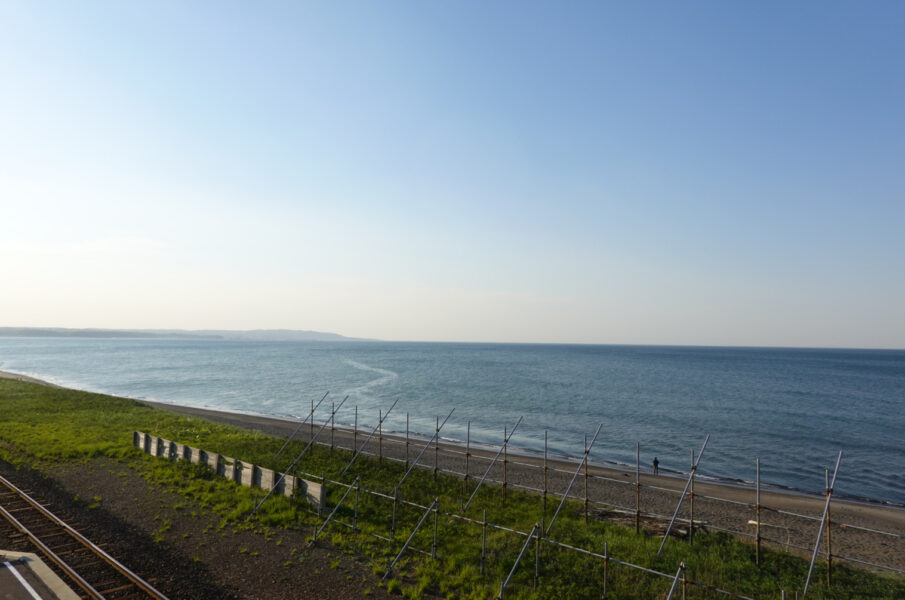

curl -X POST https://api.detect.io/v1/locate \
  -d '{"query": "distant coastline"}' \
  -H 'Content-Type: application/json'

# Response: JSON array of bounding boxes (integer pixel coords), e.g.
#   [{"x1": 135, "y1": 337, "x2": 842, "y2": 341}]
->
[{"x1": 0, "y1": 327, "x2": 369, "y2": 342}]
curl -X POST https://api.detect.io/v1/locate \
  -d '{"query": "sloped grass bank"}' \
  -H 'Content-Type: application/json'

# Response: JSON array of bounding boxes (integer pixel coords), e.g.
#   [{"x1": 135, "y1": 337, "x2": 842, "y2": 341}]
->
[{"x1": 1, "y1": 379, "x2": 903, "y2": 599}]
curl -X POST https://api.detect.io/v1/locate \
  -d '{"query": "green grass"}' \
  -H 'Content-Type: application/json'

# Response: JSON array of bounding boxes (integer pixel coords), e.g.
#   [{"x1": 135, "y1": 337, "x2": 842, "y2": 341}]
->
[{"x1": 1, "y1": 378, "x2": 903, "y2": 599}]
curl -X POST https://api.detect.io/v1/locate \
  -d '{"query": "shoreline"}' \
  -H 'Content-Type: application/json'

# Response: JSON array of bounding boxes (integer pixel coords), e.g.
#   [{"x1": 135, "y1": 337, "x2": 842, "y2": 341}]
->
[{"x1": 3, "y1": 369, "x2": 904, "y2": 572}]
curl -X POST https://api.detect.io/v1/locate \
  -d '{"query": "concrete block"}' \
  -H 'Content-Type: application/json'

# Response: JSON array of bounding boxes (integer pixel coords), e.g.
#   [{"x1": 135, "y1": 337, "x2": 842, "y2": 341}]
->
[
  {"x1": 300, "y1": 478, "x2": 326, "y2": 511},
  {"x1": 174, "y1": 443, "x2": 188, "y2": 460},
  {"x1": 188, "y1": 446, "x2": 201, "y2": 464},
  {"x1": 239, "y1": 461, "x2": 254, "y2": 487},
  {"x1": 220, "y1": 456, "x2": 236, "y2": 481},
  {"x1": 258, "y1": 467, "x2": 275, "y2": 490},
  {"x1": 149, "y1": 436, "x2": 160, "y2": 456}
]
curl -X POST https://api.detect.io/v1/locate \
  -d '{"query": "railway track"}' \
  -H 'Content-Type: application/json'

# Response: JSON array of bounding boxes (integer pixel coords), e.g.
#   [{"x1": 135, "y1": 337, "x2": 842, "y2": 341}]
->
[{"x1": 0, "y1": 472, "x2": 169, "y2": 600}]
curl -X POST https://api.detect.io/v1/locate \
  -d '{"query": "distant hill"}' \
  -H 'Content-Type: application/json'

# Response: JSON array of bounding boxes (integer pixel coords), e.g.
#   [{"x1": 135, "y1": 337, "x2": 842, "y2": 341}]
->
[{"x1": 0, "y1": 327, "x2": 368, "y2": 342}]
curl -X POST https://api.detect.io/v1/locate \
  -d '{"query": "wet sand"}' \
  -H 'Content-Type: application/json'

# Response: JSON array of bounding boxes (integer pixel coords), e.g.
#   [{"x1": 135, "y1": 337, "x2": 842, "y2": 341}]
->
[{"x1": 3, "y1": 370, "x2": 903, "y2": 573}]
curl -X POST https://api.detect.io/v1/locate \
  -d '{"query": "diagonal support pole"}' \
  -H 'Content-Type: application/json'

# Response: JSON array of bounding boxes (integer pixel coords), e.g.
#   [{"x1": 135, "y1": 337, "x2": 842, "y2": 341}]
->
[
  {"x1": 340, "y1": 398, "x2": 400, "y2": 477},
  {"x1": 665, "y1": 563, "x2": 686, "y2": 600},
  {"x1": 545, "y1": 423, "x2": 603, "y2": 535},
  {"x1": 803, "y1": 451, "x2": 843, "y2": 597},
  {"x1": 274, "y1": 391, "x2": 329, "y2": 459},
  {"x1": 310, "y1": 476, "x2": 360, "y2": 545},
  {"x1": 498, "y1": 523, "x2": 540, "y2": 599},
  {"x1": 462, "y1": 416, "x2": 523, "y2": 513},
  {"x1": 383, "y1": 498, "x2": 439, "y2": 580},
  {"x1": 395, "y1": 408, "x2": 455, "y2": 490},
  {"x1": 252, "y1": 395, "x2": 348, "y2": 516},
  {"x1": 657, "y1": 434, "x2": 710, "y2": 556}
]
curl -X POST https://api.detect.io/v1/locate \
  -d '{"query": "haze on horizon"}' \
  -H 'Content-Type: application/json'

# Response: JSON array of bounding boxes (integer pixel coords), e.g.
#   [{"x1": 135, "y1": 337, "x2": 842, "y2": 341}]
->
[{"x1": 2, "y1": 2, "x2": 904, "y2": 349}]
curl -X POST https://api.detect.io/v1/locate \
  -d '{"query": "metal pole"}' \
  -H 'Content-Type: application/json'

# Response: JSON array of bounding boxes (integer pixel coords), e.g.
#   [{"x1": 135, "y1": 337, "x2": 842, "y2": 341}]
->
[
  {"x1": 353, "y1": 406, "x2": 358, "y2": 454},
  {"x1": 330, "y1": 400, "x2": 335, "y2": 453},
  {"x1": 584, "y1": 433, "x2": 589, "y2": 524},
  {"x1": 462, "y1": 416, "x2": 523, "y2": 512},
  {"x1": 311, "y1": 476, "x2": 359, "y2": 544},
  {"x1": 503, "y1": 425, "x2": 508, "y2": 502},
  {"x1": 391, "y1": 488, "x2": 398, "y2": 538},
  {"x1": 825, "y1": 468, "x2": 832, "y2": 587},
  {"x1": 434, "y1": 415, "x2": 439, "y2": 479},
  {"x1": 378, "y1": 409, "x2": 383, "y2": 464},
  {"x1": 273, "y1": 391, "x2": 329, "y2": 459},
  {"x1": 498, "y1": 524, "x2": 539, "y2": 599},
  {"x1": 657, "y1": 434, "x2": 710, "y2": 556},
  {"x1": 383, "y1": 498, "x2": 439, "y2": 580},
  {"x1": 689, "y1": 449, "x2": 695, "y2": 544},
  {"x1": 339, "y1": 398, "x2": 399, "y2": 477},
  {"x1": 603, "y1": 541, "x2": 608, "y2": 599},
  {"x1": 543, "y1": 430, "x2": 548, "y2": 523},
  {"x1": 803, "y1": 451, "x2": 843, "y2": 597},
  {"x1": 395, "y1": 408, "x2": 455, "y2": 490},
  {"x1": 635, "y1": 441, "x2": 641, "y2": 534},
  {"x1": 432, "y1": 501, "x2": 439, "y2": 559},
  {"x1": 665, "y1": 563, "x2": 686, "y2": 600},
  {"x1": 405, "y1": 413, "x2": 410, "y2": 469},
  {"x1": 481, "y1": 509, "x2": 487, "y2": 575},
  {"x1": 546, "y1": 424, "x2": 603, "y2": 535},
  {"x1": 465, "y1": 420, "x2": 471, "y2": 485},
  {"x1": 252, "y1": 395, "x2": 348, "y2": 516},
  {"x1": 756, "y1": 457, "x2": 761, "y2": 566},
  {"x1": 353, "y1": 478, "x2": 360, "y2": 530},
  {"x1": 310, "y1": 397, "x2": 314, "y2": 442}
]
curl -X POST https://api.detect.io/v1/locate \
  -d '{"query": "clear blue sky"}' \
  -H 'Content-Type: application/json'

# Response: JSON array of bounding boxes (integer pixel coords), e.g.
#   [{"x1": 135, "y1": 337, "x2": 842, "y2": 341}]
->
[{"x1": 2, "y1": 1, "x2": 903, "y2": 347}]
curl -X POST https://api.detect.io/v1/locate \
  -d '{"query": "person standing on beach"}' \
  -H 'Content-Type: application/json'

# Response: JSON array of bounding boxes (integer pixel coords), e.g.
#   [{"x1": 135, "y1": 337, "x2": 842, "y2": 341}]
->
[{"x1": 653, "y1": 456, "x2": 659, "y2": 475}]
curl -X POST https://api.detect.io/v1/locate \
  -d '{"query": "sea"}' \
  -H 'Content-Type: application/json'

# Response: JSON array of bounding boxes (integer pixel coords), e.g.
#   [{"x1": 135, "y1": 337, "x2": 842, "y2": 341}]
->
[{"x1": 1, "y1": 337, "x2": 903, "y2": 506}]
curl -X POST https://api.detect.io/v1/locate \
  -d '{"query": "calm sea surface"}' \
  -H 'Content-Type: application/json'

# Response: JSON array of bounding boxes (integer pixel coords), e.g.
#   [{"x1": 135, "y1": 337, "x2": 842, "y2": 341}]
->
[{"x1": 1, "y1": 338, "x2": 903, "y2": 505}]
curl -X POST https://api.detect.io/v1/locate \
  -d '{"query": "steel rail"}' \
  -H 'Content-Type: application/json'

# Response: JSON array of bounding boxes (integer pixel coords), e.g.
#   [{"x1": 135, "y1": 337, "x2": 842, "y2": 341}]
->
[{"x1": 0, "y1": 472, "x2": 169, "y2": 600}]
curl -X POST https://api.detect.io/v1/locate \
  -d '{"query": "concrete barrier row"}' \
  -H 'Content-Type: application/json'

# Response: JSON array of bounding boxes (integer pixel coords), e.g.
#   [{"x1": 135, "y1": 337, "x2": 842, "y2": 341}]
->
[{"x1": 133, "y1": 431, "x2": 324, "y2": 510}]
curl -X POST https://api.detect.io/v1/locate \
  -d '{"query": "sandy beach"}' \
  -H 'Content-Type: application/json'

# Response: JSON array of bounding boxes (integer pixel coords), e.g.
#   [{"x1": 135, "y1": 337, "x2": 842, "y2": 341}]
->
[{"x1": 3, "y1": 370, "x2": 904, "y2": 574}]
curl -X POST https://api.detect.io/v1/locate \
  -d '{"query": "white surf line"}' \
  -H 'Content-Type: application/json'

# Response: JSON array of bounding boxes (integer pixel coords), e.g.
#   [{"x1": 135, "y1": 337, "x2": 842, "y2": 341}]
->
[
  {"x1": 341, "y1": 359, "x2": 398, "y2": 400},
  {"x1": 3, "y1": 561, "x2": 44, "y2": 600}
]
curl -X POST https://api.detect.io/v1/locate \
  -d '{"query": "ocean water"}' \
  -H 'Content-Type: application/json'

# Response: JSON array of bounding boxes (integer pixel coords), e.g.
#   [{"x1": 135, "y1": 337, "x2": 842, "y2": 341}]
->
[{"x1": 1, "y1": 338, "x2": 903, "y2": 505}]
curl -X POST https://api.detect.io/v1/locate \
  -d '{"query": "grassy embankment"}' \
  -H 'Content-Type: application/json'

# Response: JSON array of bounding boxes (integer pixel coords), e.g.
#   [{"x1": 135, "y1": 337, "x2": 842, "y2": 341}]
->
[{"x1": 0, "y1": 379, "x2": 902, "y2": 599}]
